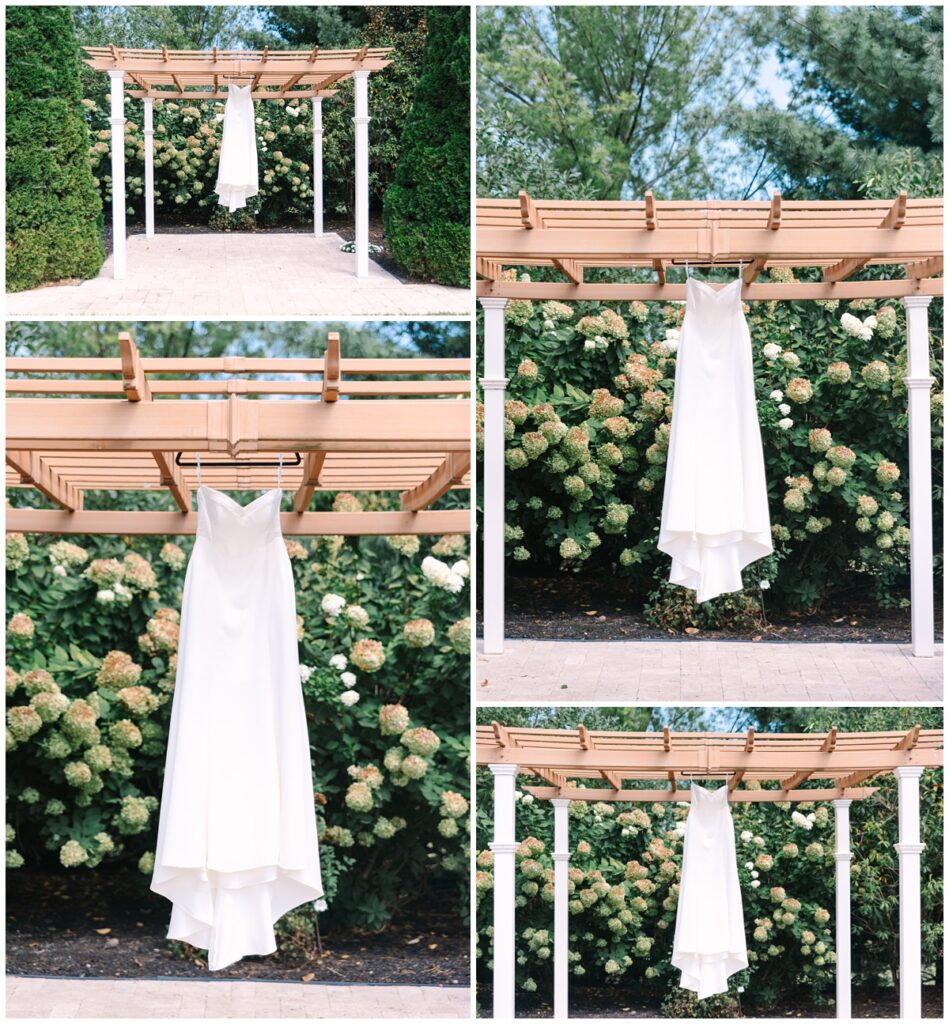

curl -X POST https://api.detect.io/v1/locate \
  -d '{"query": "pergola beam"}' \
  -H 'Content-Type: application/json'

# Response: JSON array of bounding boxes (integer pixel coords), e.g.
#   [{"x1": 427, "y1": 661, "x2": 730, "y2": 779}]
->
[
  {"x1": 823, "y1": 255, "x2": 872, "y2": 283},
  {"x1": 127, "y1": 89, "x2": 339, "y2": 101},
  {"x1": 323, "y1": 332, "x2": 341, "y2": 402},
  {"x1": 400, "y1": 451, "x2": 470, "y2": 512},
  {"x1": 6, "y1": 452, "x2": 83, "y2": 513},
  {"x1": 904, "y1": 255, "x2": 943, "y2": 280},
  {"x1": 551, "y1": 258, "x2": 583, "y2": 284},
  {"x1": 151, "y1": 450, "x2": 191, "y2": 513},
  {"x1": 768, "y1": 191, "x2": 782, "y2": 230},
  {"x1": 293, "y1": 451, "x2": 327, "y2": 514},
  {"x1": 6, "y1": 508, "x2": 470, "y2": 537},
  {"x1": 522, "y1": 785, "x2": 880, "y2": 804},
  {"x1": 519, "y1": 190, "x2": 539, "y2": 229},
  {"x1": 882, "y1": 190, "x2": 907, "y2": 229},
  {"x1": 644, "y1": 190, "x2": 657, "y2": 230}
]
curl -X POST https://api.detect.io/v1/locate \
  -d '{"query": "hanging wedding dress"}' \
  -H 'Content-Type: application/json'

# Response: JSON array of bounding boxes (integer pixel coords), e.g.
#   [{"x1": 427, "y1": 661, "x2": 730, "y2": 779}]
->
[
  {"x1": 672, "y1": 784, "x2": 748, "y2": 998},
  {"x1": 658, "y1": 277, "x2": 772, "y2": 602},
  {"x1": 214, "y1": 84, "x2": 259, "y2": 212},
  {"x1": 151, "y1": 486, "x2": 322, "y2": 971}
]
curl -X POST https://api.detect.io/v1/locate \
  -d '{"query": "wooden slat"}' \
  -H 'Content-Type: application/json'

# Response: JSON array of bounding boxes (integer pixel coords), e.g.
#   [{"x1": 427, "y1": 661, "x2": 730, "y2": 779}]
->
[
  {"x1": 118, "y1": 332, "x2": 150, "y2": 402},
  {"x1": 652, "y1": 259, "x2": 666, "y2": 285},
  {"x1": 742, "y1": 256, "x2": 768, "y2": 285},
  {"x1": 400, "y1": 451, "x2": 470, "y2": 512},
  {"x1": 519, "y1": 190, "x2": 539, "y2": 229},
  {"x1": 881, "y1": 191, "x2": 907, "y2": 229},
  {"x1": 768, "y1": 191, "x2": 782, "y2": 230},
  {"x1": 293, "y1": 451, "x2": 327, "y2": 514},
  {"x1": 151, "y1": 450, "x2": 191, "y2": 512},
  {"x1": 523, "y1": 786, "x2": 880, "y2": 804},
  {"x1": 905, "y1": 255, "x2": 943, "y2": 280},
  {"x1": 6, "y1": 508, "x2": 470, "y2": 537},
  {"x1": 323, "y1": 332, "x2": 340, "y2": 402},
  {"x1": 644, "y1": 190, "x2": 657, "y2": 230},
  {"x1": 551, "y1": 258, "x2": 582, "y2": 284},
  {"x1": 728, "y1": 728, "x2": 756, "y2": 791},
  {"x1": 6, "y1": 451, "x2": 83, "y2": 513},
  {"x1": 823, "y1": 256, "x2": 872, "y2": 283}
]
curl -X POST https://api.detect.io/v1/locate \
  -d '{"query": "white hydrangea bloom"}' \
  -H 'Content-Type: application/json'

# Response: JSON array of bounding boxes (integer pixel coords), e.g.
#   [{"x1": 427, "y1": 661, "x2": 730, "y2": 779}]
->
[
  {"x1": 740, "y1": 830, "x2": 753, "y2": 842},
  {"x1": 779, "y1": 403, "x2": 791, "y2": 415},
  {"x1": 340, "y1": 671, "x2": 357, "y2": 689},
  {"x1": 96, "y1": 589, "x2": 115, "y2": 603},
  {"x1": 299, "y1": 665, "x2": 313, "y2": 682},
  {"x1": 329, "y1": 653, "x2": 348, "y2": 671},
  {"x1": 583, "y1": 339, "x2": 596, "y2": 351},
  {"x1": 53, "y1": 565, "x2": 67, "y2": 577},
  {"x1": 750, "y1": 879, "x2": 760, "y2": 889},
  {"x1": 778, "y1": 418, "x2": 794, "y2": 430},
  {"x1": 321, "y1": 593, "x2": 346, "y2": 618},
  {"x1": 762, "y1": 342, "x2": 783, "y2": 361},
  {"x1": 450, "y1": 560, "x2": 470, "y2": 579},
  {"x1": 340, "y1": 690, "x2": 360, "y2": 706},
  {"x1": 769, "y1": 390, "x2": 783, "y2": 401}
]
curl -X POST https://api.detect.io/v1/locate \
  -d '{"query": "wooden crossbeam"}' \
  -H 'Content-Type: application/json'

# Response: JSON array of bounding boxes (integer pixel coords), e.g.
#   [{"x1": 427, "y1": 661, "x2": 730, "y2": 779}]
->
[
  {"x1": 768, "y1": 191, "x2": 782, "y2": 230},
  {"x1": 151, "y1": 451, "x2": 191, "y2": 512},
  {"x1": 895, "y1": 725, "x2": 921, "y2": 750},
  {"x1": 829, "y1": 727, "x2": 920, "y2": 788},
  {"x1": 119, "y1": 332, "x2": 150, "y2": 401},
  {"x1": 781, "y1": 728, "x2": 837, "y2": 789},
  {"x1": 552, "y1": 258, "x2": 582, "y2": 284},
  {"x1": 129, "y1": 89, "x2": 338, "y2": 101},
  {"x1": 823, "y1": 256, "x2": 872, "y2": 283},
  {"x1": 742, "y1": 256, "x2": 768, "y2": 285},
  {"x1": 523, "y1": 785, "x2": 880, "y2": 804},
  {"x1": 476, "y1": 257, "x2": 502, "y2": 280},
  {"x1": 323, "y1": 332, "x2": 341, "y2": 402},
  {"x1": 729, "y1": 728, "x2": 756, "y2": 791},
  {"x1": 578, "y1": 724, "x2": 593, "y2": 750},
  {"x1": 529, "y1": 766, "x2": 567, "y2": 788},
  {"x1": 293, "y1": 451, "x2": 327, "y2": 513},
  {"x1": 904, "y1": 255, "x2": 943, "y2": 280},
  {"x1": 644, "y1": 190, "x2": 657, "y2": 230},
  {"x1": 6, "y1": 451, "x2": 83, "y2": 513},
  {"x1": 171, "y1": 73, "x2": 184, "y2": 95},
  {"x1": 161, "y1": 46, "x2": 169, "y2": 62},
  {"x1": 110, "y1": 43, "x2": 120, "y2": 63},
  {"x1": 493, "y1": 721, "x2": 512, "y2": 748},
  {"x1": 601, "y1": 770, "x2": 622, "y2": 790},
  {"x1": 882, "y1": 191, "x2": 907, "y2": 229},
  {"x1": 662, "y1": 726, "x2": 671, "y2": 752},
  {"x1": 400, "y1": 451, "x2": 469, "y2": 512},
  {"x1": 6, "y1": 508, "x2": 470, "y2": 537},
  {"x1": 519, "y1": 190, "x2": 539, "y2": 229},
  {"x1": 307, "y1": 47, "x2": 319, "y2": 63},
  {"x1": 653, "y1": 259, "x2": 666, "y2": 285},
  {"x1": 355, "y1": 44, "x2": 369, "y2": 62}
]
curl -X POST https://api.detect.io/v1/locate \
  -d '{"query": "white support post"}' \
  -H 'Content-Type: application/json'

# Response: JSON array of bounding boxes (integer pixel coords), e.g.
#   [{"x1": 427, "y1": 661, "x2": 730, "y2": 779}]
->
[
  {"x1": 894, "y1": 766, "x2": 925, "y2": 1019},
  {"x1": 311, "y1": 97, "x2": 324, "y2": 236},
  {"x1": 902, "y1": 296, "x2": 935, "y2": 657},
  {"x1": 489, "y1": 763, "x2": 518, "y2": 1021},
  {"x1": 480, "y1": 298, "x2": 509, "y2": 655},
  {"x1": 352, "y1": 70, "x2": 371, "y2": 278},
  {"x1": 143, "y1": 97, "x2": 155, "y2": 238},
  {"x1": 552, "y1": 798, "x2": 570, "y2": 1020},
  {"x1": 108, "y1": 70, "x2": 127, "y2": 279},
  {"x1": 832, "y1": 799, "x2": 853, "y2": 1020}
]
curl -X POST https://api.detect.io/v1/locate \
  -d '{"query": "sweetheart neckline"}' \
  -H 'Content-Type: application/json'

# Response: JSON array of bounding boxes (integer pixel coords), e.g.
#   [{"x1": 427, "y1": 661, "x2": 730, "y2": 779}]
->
[
  {"x1": 198, "y1": 486, "x2": 282, "y2": 514},
  {"x1": 687, "y1": 277, "x2": 742, "y2": 298}
]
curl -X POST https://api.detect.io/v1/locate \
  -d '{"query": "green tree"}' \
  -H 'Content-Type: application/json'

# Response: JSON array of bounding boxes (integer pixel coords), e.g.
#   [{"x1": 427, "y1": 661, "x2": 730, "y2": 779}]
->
[
  {"x1": 730, "y1": 6, "x2": 944, "y2": 198},
  {"x1": 6, "y1": 6, "x2": 105, "y2": 291},
  {"x1": 247, "y1": 5, "x2": 364, "y2": 49},
  {"x1": 72, "y1": 5, "x2": 258, "y2": 50},
  {"x1": 383, "y1": 6, "x2": 470, "y2": 286},
  {"x1": 477, "y1": 5, "x2": 760, "y2": 200}
]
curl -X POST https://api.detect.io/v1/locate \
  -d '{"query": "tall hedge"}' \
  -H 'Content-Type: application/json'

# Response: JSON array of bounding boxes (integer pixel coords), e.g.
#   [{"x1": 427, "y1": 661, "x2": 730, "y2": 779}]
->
[
  {"x1": 6, "y1": 7, "x2": 104, "y2": 292},
  {"x1": 383, "y1": 6, "x2": 470, "y2": 287}
]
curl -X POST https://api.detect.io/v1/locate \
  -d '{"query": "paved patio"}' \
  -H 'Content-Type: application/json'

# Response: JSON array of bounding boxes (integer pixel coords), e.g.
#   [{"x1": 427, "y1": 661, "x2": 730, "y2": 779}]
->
[
  {"x1": 5, "y1": 976, "x2": 470, "y2": 1019},
  {"x1": 477, "y1": 639, "x2": 944, "y2": 703},
  {"x1": 5, "y1": 233, "x2": 470, "y2": 318}
]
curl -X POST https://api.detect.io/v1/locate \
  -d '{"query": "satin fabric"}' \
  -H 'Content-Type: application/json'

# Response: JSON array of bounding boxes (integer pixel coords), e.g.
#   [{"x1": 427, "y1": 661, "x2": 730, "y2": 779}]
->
[
  {"x1": 215, "y1": 84, "x2": 259, "y2": 212},
  {"x1": 672, "y1": 784, "x2": 748, "y2": 999},
  {"x1": 658, "y1": 277, "x2": 772, "y2": 602},
  {"x1": 151, "y1": 487, "x2": 322, "y2": 971}
]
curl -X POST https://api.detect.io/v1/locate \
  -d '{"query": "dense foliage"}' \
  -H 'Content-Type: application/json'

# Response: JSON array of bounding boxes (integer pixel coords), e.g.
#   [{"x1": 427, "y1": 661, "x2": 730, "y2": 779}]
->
[
  {"x1": 383, "y1": 6, "x2": 470, "y2": 286},
  {"x1": 474, "y1": 707, "x2": 943, "y2": 1012},
  {"x1": 478, "y1": 272, "x2": 943, "y2": 625},
  {"x1": 6, "y1": 6, "x2": 105, "y2": 292},
  {"x1": 6, "y1": 503, "x2": 471, "y2": 936}
]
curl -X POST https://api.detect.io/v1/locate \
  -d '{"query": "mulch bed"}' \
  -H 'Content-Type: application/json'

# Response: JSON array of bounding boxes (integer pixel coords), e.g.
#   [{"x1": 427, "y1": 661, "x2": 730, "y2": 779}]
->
[
  {"x1": 7, "y1": 868, "x2": 468, "y2": 986},
  {"x1": 476, "y1": 984, "x2": 944, "y2": 1018},
  {"x1": 477, "y1": 575, "x2": 942, "y2": 644}
]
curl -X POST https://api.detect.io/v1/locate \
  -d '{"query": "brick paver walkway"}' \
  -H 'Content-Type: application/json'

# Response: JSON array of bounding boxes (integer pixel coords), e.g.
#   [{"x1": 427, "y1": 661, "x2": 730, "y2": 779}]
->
[
  {"x1": 477, "y1": 640, "x2": 943, "y2": 703},
  {"x1": 5, "y1": 233, "x2": 470, "y2": 318},
  {"x1": 6, "y1": 976, "x2": 470, "y2": 1019}
]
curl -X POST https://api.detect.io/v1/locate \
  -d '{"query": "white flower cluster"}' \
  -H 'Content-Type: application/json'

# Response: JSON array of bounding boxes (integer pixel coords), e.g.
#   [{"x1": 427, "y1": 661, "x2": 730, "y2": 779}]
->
[
  {"x1": 321, "y1": 593, "x2": 346, "y2": 618},
  {"x1": 840, "y1": 312, "x2": 876, "y2": 341},
  {"x1": 659, "y1": 328, "x2": 680, "y2": 354},
  {"x1": 421, "y1": 556, "x2": 469, "y2": 594},
  {"x1": 762, "y1": 342, "x2": 782, "y2": 361},
  {"x1": 768, "y1": 388, "x2": 793, "y2": 430},
  {"x1": 791, "y1": 810, "x2": 816, "y2": 830}
]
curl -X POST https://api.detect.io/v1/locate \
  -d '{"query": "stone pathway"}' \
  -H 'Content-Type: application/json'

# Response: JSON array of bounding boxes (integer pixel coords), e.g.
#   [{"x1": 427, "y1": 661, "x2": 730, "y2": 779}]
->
[
  {"x1": 5, "y1": 976, "x2": 471, "y2": 1019},
  {"x1": 5, "y1": 233, "x2": 470, "y2": 318},
  {"x1": 477, "y1": 639, "x2": 944, "y2": 703}
]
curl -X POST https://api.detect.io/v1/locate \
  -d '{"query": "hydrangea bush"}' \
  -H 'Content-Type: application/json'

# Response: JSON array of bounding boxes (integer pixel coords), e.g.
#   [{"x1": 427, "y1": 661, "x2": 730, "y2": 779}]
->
[
  {"x1": 6, "y1": 498, "x2": 470, "y2": 934},
  {"x1": 479, "y1": 270, "x2": 943, "y2": 622},
  {"x1": 475, "y1": 769, "x2": 943, "y2": 1011}
]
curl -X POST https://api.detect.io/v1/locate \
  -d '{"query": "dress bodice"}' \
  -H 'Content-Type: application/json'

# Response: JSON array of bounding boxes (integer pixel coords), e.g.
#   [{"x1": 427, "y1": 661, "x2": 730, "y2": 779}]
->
[{"x1": 196, "y1": 487, "x2": 283, "y2": 550}]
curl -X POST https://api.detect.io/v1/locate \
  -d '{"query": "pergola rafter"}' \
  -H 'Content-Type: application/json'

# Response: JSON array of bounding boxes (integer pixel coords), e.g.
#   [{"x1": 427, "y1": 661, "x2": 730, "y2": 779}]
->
[
  {"x1": 5, "y1": 333, "x2": 470, "y2": 537},
  {"x1": 477, "y1": 193, "x2": 943, "y2": 659},
  {"x1": 478, "y1": 725, "x2": 943, "y2": 1020},
  {"x1": 84, "y1": 45, "x2": 393, "y2": 280}
]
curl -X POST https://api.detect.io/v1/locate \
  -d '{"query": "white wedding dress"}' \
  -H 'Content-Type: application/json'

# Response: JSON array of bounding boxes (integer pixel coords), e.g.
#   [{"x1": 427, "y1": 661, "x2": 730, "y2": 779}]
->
[
  {"x1": 658, "y1": 277, "x2": 772, "y2": 602},
  {"x1": 151, "y1": 486, "x2": 322, "y2": 971},
  {"x1": 215, "y1": 84, "x2": 259, "y2": 212},
  {"x1": 672, "y1": 784, "x2": 748, "y2": 998}
]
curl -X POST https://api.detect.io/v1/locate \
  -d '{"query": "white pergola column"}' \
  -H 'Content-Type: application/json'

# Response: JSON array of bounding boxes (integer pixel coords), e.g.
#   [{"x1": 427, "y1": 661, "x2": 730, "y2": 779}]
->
[
  {"x1": 480, "y1": 298, "x2": 508, "y2": 655},
  {"x1": 894, "y1": 766, "x2": 925, "y2": 1019},
  {"x1": 488, "y1": 763, "x2": 518, "y2": 1020},
  {"x1": 902, "y1": 295, "x2": 935, "y2": 657},
  {"x1": 832, "y1": 799, "x2": 853, "y2": 1020},
  {"x1": 552, "y1": 798, "x2": 570, "y2": 1020},
  {"x1": 107, "y1": 69, "x2": 127, "y2": 279},
  {"x1": 311, "y1": 97, "x2": 324, "y2": 236},
  {"x1": 142, "y1": 97, "x2": 155, "y2": 238},
  {"x1": 352, "y1": 70, "x2": 371, "y2": 278}
]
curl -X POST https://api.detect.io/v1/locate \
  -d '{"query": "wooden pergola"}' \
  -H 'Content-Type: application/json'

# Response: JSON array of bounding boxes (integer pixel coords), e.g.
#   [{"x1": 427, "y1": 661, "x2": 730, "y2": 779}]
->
[
  {"x1": 5, "y1": 332, "x2": 470, "y2": 537},
  {"x1": 476, "y1": 193, "x2": 944, "y2": 658},
  {"x1": 84, "y1": 45, "x2": 393, "y2": 280},
  {"x1": 476, "y1": 723, "x2": 944, "y2": 1020}
]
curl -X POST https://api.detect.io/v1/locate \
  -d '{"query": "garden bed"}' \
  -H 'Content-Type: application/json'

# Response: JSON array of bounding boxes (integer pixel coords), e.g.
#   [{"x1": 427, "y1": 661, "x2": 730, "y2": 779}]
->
[
  {"x1": 475, "y1": 984, "x2": 943, "y2": 1018},
  {"x1": 6, "y1": 868, "x2": 469, "y2": 986},
  {"x1": 479, "y1": 575, "x2": 942, "y2": 644}
]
